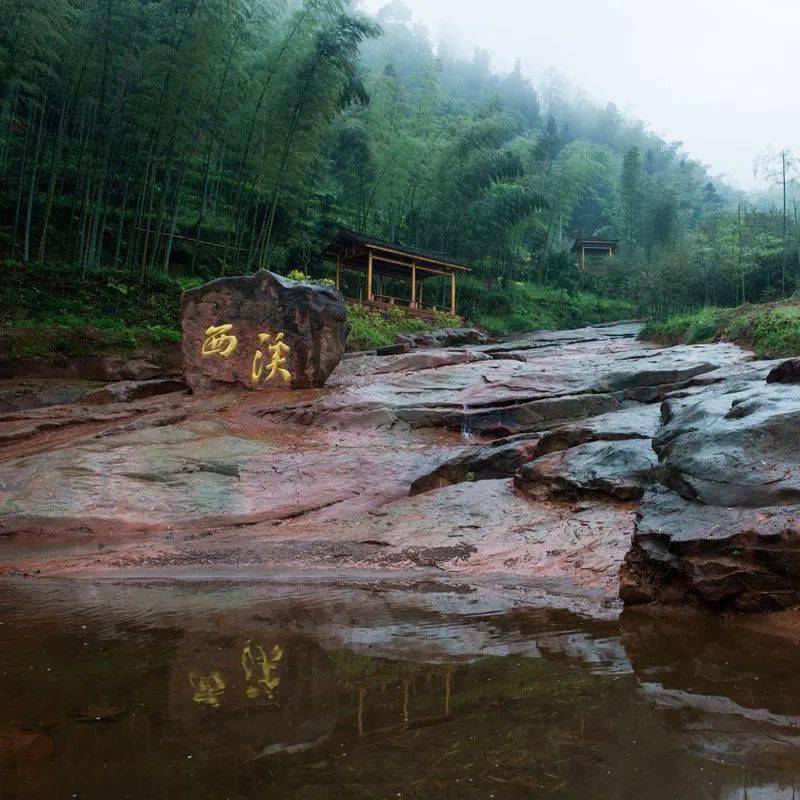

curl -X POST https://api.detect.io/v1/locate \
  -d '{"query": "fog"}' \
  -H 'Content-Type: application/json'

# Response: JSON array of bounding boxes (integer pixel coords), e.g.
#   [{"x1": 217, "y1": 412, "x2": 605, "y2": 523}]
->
[{"x1": 360, "y1": 0, "x2": 800, "y2": 189}]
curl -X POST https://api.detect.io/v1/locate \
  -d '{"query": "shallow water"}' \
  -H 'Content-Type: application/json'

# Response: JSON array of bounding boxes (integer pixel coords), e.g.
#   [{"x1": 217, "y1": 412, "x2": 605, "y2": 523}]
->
[{"x1": 2, "y1": 577, "x2": 800, "y2": 799}]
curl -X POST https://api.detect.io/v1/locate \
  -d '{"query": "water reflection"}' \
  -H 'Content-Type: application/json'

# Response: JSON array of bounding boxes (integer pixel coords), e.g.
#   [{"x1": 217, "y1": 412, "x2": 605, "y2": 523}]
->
[
  {"x1": 2, "y1": 579, "x2": 800, "y2": 798},
  {"x1": 170, "y1": 631, "x2": 337, "y2": 760}
]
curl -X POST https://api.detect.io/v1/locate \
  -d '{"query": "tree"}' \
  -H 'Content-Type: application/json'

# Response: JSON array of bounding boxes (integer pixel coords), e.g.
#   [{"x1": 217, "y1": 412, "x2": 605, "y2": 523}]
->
[
  {"x1": 619, "y1": 146, "x2": 643, "y2": 244},
  {"x1": 754, "y1": 147, "x2": 799, "y2": 297}
]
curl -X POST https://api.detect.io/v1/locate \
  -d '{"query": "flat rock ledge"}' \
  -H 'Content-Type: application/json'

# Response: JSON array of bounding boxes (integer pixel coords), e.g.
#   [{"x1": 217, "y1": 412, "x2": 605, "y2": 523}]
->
[{"x1": 7, "y1": 321, "x2": 800, "y2": 617}]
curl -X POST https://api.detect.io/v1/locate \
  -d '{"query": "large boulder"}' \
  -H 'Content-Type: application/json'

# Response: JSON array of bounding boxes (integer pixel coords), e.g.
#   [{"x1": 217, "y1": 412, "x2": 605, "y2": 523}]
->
[
  {"x1": 515, "y1": 439, "x2": 657, "y2": 501},
  {"x1": 622, "y1": 382, "x2": 800, "y2": 611},
  {"x1": 181, "y1": 270, "x2": 347, "y2": 392}
]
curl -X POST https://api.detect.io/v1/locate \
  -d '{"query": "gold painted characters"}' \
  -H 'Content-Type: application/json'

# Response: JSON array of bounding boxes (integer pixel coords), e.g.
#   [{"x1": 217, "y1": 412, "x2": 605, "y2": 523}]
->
[
  {"x1": 241, "y1": 643, "x2": 284, "y2": 700},
  {"x1": 252, "y1": 332, "x2": 291, "y2": 384},
  {"x1": 201, "y1": 323, "x2": 238, "y2": 357},
  {"x1": 188, "y1": 671, "x2": 227, "y2": 708}
]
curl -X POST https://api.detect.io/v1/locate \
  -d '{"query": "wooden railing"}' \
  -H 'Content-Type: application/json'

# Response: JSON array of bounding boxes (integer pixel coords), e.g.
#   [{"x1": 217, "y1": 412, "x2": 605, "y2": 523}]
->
[{"x1": 346, "y1": 295, "x2": 443, "y2": 320}]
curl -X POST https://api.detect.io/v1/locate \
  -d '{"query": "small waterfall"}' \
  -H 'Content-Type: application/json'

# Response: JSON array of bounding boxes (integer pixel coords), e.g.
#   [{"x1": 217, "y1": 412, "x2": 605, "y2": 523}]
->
[{"x1": 460, "y1": 404, "x2": 473, "y2": 440}]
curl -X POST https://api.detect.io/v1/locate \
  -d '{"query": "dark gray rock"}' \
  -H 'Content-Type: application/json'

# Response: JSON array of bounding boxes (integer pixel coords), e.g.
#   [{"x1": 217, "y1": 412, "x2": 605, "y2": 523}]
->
[
  {"x1": 535, "y1": 405, "x2": 661, "y2": 456},
  {"x1": 654, "y1": 384, "x2": 800, "y2": 507},
  {"x1": 181, "y1": 270, "x2": 347, "y2": 391},
  {"x1": 463, "y1": 392, "x2": 622, "y2": 437},
  {"x1": 375, "y1": 343, "x2": 412, "y2": 356},
  {"x1": 81, "y1": 377, "x2": 188, "y2": 405},
  {"x1": 766, "y1": 358, "x2": 800, "y2": 383},
  {"x1": 409, "y1": 434, "x2": 541, "y2": 495},
  {"x1": 623, "y1": 381, "x2": 800, "y2": 612},
  {"x1": 621, "y1": 486, "x2": 800, "y2": 611},
  {"x1": 515, "y1": 438, "x2": 657, "y2": 501},
  {"x1": 400, "y1": 327, "x2": 489, "y2": 348}
]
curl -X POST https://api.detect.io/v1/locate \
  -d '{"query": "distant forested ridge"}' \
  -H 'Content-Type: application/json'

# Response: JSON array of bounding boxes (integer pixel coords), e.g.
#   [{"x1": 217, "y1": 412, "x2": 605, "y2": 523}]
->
[{"x1": 1, "y1": 0, "x2": 797, "y2": 320}]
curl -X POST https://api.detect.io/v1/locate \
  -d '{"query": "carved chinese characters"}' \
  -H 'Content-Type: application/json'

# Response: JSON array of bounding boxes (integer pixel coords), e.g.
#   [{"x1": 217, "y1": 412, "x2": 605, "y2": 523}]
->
[
  {"x1": 200, "y1": 324, "x2": 293, "y2": 385},
  {"x1": 181, "y1": 270, "x2": 347, "y2": 392}
]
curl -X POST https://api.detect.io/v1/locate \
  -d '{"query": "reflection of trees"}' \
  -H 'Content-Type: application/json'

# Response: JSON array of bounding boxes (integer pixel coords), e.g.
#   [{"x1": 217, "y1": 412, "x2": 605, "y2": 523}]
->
[{"x1": 328, "y1": 651, "x2": 455, "y2": 739}]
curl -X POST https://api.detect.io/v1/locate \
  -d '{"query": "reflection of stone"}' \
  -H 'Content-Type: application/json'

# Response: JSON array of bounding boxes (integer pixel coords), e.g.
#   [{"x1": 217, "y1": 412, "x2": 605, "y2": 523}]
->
[
  {"x1": 181, "y1": 270, "x2": 347, "y2": 392},
  {"x1": 621, "y1": 611, "x2": 800, "y2": 772},
  {"x1": 169, "y1": 630, "x2": 338, "y2": 760}
]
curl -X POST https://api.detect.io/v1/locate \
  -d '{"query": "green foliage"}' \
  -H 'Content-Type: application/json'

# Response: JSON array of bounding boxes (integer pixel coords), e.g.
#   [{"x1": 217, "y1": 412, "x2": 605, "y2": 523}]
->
[
  {"x1": 346, "y1": 304, "x2": 436, "y2": 350},
  {"x1": 3, "y1": 0, "x2": 794, "y2": 356},
  {"x1": 457, "y1": 277, "x2": 634, "y2": 336},
  {"x1": 642, "y1": 302, "x2": 800, "y2": 358},
  {"x1": 0, "y1": 261, "x2": 181, "y2": 357},
  {"x1": 287, "y1": 269, "x2": 335, "y2": 287},
  {"x1": 640, "y1": 307, "x2": 722, "y2": 345}
]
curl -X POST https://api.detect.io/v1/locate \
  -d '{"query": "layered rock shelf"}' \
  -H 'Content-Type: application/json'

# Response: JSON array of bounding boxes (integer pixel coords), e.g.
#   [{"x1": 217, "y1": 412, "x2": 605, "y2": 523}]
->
[{"x1": 2, "y1": 320, "x2": 798, "y2": 616}]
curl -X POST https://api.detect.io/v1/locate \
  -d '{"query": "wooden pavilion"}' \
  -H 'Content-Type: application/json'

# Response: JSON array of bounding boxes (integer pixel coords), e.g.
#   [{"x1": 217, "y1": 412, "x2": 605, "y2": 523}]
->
[
  {"x1": 571, "y1": 239, "x2": 619, "y2": 270},
  {"x1": 322, "y1": 229, "x2": 472, "y2": 319}
]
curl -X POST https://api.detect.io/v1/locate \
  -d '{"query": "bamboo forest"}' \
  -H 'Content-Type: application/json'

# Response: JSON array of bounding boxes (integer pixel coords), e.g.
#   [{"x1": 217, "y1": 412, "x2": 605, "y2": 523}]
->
[{"x1": 4, "y1": 0, "x2": 800, "y2": 339}]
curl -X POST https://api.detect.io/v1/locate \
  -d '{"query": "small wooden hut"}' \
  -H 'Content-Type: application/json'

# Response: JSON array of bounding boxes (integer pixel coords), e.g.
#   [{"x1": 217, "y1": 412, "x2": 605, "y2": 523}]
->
[
  {"x1": 571, "y1": 239, "x2": 619, "y2": 270},
  {"x1": 322, "y1": 229, "x2": 472, "y2": 319}
]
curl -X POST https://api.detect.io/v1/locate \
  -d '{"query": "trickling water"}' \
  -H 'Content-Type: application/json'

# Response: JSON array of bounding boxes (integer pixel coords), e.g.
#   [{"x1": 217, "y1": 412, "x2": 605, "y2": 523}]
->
[
  {"x1": 2, "y1": 578, "x2": 800, "y2": 799},
  {"x1": 460, "y1": 404, "x2": 473, "y2": 440}
]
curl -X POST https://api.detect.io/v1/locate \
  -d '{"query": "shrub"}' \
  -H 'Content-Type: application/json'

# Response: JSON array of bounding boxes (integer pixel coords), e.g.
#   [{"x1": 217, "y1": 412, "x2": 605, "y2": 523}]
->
[{"x1": 641, "y1": 301, "x2": 800, "y2": 358}]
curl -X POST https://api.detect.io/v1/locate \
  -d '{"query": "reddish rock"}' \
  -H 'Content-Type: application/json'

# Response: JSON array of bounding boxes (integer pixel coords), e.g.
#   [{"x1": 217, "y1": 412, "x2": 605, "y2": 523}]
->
[
  {"x1": 375, "y1": 349, "x2": 490, "y2": 373},
  {"x1": 0, "y1": 349, "x2": 181, "y2": 381},
  {"x1": 181, "y1": 270, "x2": 347, "y2": 392},
  {"x1": 81, "y1": 377, "x2": 187, "y2": 405}
]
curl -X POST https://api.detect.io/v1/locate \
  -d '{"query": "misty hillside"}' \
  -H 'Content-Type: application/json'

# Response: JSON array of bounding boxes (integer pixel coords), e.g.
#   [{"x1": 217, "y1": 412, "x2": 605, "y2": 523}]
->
[{"x1": 1, "y1": 0, "x2": 797, "y2": 342}]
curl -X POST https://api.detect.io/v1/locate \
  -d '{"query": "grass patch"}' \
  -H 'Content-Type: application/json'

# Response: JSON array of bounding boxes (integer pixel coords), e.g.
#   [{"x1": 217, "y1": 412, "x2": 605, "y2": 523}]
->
[
  {"x1": 0, "y1": 260, "x2": 186, "y2": 358},
  {"x1": 641, "y1": 301, "x2": 800, "y2": 358},
  {"x1": 639, "y1": 307, "x2": 722, "y2": 346},
  {"x1": 456, "y1": 277, "x2": 635, "y2": 336},
  {"x1": 346, "y1": 305, "x2": 461, "y2": 350}
]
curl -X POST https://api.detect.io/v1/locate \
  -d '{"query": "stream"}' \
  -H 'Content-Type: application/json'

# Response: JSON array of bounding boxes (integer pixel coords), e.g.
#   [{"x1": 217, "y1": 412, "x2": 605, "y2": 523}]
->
[{"x1": 2, "y1": 577, "x2": 800, "y2": 799}]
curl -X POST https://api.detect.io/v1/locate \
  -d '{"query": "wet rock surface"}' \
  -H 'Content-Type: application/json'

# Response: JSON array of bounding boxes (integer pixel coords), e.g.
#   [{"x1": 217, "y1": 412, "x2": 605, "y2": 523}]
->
[
  {"x1": 181, "y1": 270, "x2": 347, "y2": 392},
  {"x1": 516, "y1": 439, "x2": 657, "y2": 501},
  {"x1": 0, "y1": 350, "x2": 181, "y2": 381},
  {"x1": 81, "y1": 376, "x2": 188, "y2": 405},
  {"x1": 396, "y1": 327, "x2": 489, "y2": 348},
  {"x1": 5, "y1": 318, "x2": 796, "y2": 615},
  {"x1": 622, "y1": 379, "x2": 800, "y2": 611}
]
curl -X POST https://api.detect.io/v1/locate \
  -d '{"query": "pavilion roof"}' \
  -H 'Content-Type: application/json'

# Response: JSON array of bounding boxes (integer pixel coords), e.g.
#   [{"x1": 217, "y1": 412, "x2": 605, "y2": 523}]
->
[
  {"x1": 570, "y1": 238, "x2": 620, "y2": 253},
  {"x1": 322, "y1": 229, "x2": 472, "y2": 272}
]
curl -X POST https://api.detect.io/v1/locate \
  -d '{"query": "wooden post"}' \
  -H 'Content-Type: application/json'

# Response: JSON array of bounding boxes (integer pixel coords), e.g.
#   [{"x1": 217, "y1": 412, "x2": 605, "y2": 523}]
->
[
  {"x1": 335, "y1": 257, "x2": 341, "y2": 290},
  {"x1": 411, "y1": 262, "x2": 417, "y2": 308},
  {"x1": 367, "y1": 250, "x2": 373, "y2": 302},
  {"x1": 580, "y1": 244, "x2": 585, "y2": 271},
  {"x1": 419, "y1": 279, "x2": 423, "y2": 307},
  {"x1": 450, "y1": 272, "x2": 456, "y2": 315}
]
